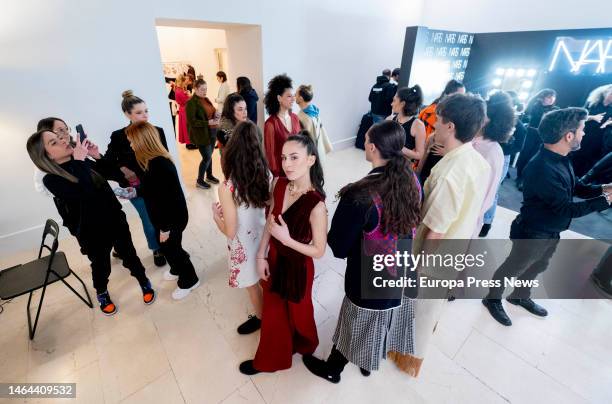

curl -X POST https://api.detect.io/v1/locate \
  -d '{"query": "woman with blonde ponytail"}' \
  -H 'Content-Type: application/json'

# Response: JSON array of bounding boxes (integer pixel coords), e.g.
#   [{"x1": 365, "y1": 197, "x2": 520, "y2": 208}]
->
[
  {"x1": 302, "y1": 120, "x2": 423, "y2": 382},
  {"x1": 106, "y1": 90, "x2": 169, "y2": 267}
]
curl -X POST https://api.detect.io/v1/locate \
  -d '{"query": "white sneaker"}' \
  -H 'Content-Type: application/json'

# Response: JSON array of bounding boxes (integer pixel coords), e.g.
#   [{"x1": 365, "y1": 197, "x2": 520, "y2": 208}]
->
[
  {"x1": 172, "y1": 280, "x2": 200, "y2": 300},
  {"x1": 163, "y1": 270, "x2": 178, "y2": 281}
]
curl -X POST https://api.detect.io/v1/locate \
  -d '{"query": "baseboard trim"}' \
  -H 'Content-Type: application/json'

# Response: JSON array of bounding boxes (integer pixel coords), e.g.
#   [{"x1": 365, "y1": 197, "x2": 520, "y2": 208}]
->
[{"x1": 332, "y1": 136, "x2": 357, "y2": 151}]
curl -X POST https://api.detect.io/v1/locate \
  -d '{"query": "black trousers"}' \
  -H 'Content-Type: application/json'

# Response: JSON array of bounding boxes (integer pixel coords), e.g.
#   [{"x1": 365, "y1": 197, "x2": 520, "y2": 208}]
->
[
  {"x1": 82, "y1": 213, "x2": 148, "y2": 294},
  {"x1": 159, "y1": 230, "x2": 199, "y2": 289},
  {"x1": 197, "y1": 128, "x2": 217, "y2": 181},
  {"x1": 197, "y1": 144, "x2": 213, "y2": 181},
  {"x1": 486, "y1": 217, "x2": 560, "y2": 300}
]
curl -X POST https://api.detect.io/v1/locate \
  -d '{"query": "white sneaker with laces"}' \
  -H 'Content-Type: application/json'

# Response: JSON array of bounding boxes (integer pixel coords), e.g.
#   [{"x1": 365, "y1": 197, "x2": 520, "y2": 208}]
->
[
  {"x1": 163, "y1": 270, "x2": 178, "y2": 281},
  {"x1": 172, "y1": 280, "x2": 200, "y2": 300}
]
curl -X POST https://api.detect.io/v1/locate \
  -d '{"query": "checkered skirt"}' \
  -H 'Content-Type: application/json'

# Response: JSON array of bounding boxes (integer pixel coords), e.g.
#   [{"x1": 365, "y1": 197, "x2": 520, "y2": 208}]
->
[{"x1": 332, "y1": 295, "x2": 415, "y2": 371}]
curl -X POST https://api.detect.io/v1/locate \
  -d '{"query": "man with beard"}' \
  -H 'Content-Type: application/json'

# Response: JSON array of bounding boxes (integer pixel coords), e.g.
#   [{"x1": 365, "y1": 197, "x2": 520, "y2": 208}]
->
[{"x1": 483, "y1": 107, "x2": 612, "y2": 326}]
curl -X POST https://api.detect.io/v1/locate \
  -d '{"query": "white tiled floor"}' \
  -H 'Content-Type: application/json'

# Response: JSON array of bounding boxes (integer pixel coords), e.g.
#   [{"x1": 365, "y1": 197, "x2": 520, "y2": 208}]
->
[{"x1": 1, "y1": 146, "x2": 611, "y2": 404}]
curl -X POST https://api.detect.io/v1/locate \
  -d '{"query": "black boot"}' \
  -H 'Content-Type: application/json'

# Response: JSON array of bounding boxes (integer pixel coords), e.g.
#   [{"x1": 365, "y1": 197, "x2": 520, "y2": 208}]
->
[
  {"x1": 506, "y1": 298, "x2": 548, "y2": 317},
  {"x1": 303, "y1": 355, "x2": 340, "y2": 384},
  {"x1": 482, "y1": 298, "x2": 512, "y2": 326},
  {"x1": 360, "y1": 368, "x2": 371, "y2": 377}
]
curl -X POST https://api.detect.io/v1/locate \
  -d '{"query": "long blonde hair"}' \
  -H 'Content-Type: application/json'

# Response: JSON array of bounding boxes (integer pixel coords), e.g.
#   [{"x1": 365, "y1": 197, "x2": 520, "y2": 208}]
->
[
  {"x1": 125, "y1": 122, "x2": 171, "y2": 170},
  {"x1": 586, "y1": 84, "x2": 612, "y2": 108},
  {"x1": 175, "y1": 73, "x2": 188, "y2": 89},
  {"x1": 26, "y1": 130, "x2": 78, "y2": 183}
]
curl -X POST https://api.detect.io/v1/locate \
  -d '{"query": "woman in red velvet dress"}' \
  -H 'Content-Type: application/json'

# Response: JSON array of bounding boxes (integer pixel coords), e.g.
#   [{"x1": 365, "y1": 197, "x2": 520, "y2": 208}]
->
[
  {"x1": 263, "y1": 74, "x2": 300, "y2": 177},
  {"x1": 173, "y1": 73, "x2": 192, "y2": 146},
  {"x1": 239, "y1": 132, "x2": 328, "y2": 375}
]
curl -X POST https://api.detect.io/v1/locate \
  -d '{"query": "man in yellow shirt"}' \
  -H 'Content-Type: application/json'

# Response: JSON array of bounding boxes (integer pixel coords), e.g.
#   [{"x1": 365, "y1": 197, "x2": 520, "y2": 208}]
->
[
  {"x1": 415, "y1": 93, "x2": 491, "y2": 244},
  {"x1": 405, "y1": 94, "x2": 490, "y2": 376}
]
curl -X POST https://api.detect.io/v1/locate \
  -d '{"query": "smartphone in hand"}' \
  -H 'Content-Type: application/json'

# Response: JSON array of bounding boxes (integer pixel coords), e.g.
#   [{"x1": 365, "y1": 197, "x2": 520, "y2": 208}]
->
[{"x1": 75, "y1": 124, "x2": 87, "y2": 142}]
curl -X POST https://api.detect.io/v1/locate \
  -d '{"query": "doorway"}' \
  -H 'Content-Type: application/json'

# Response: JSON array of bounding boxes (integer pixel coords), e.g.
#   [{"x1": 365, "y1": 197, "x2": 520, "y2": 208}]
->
[{"x1": 154, "y1": 19, "x2": 264, "y2": 186}]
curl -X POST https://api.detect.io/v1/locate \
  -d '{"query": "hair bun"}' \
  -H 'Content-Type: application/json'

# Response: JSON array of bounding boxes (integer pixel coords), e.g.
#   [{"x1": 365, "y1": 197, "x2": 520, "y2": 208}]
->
[{"x1": 122, "y1": 90, "x2": 134, "y2": 99}]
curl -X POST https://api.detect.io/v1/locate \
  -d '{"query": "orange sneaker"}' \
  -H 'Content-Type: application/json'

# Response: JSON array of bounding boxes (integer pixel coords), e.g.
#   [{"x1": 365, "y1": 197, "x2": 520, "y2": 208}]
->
[
  {"x1": 96, "y1": 291, "x2": 117, "y2": 316},
  {"x1": 141, "y1": 280, "x2": 156, "y2": 305}
]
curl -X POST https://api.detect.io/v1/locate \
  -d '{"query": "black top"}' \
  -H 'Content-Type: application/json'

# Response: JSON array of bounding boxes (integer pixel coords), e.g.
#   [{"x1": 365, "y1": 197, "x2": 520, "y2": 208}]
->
[
  {"x1": 43, "y1": 158, "x2": 123, "y2": 246},
  {"x1": 520, "y1": 148, "x2": 609, "y2": 234},
  {"x1": 394, "y1": 115, "x2": 417, "y2": 151},
  {"x1": 570, "y1": 103, "x2": 612, "y2": 177},
  {"x1": 328, "y1": 167, "x2": 410, "y2": 310},
  {"x1": 501, "y1": 119, "x2": 527, "y2": 156},
  {"x1": 106, "y1": 125, "x2": 168, "y2": 187},
  {"x1": 137, "y1": 156, "x2": 188, "y2": 234},
  {"x1": 240, "y1": 88, "x2": 259, "y2": 124},
  {"x1": 419, "y1": 152, "x2": 442, "y2": 185},
  {"x1": 368, "y1": 76, "x2": 396, "y2": 116},
  {"x1": 526, "y1": 103, "x2": 558, "y2": 129}
]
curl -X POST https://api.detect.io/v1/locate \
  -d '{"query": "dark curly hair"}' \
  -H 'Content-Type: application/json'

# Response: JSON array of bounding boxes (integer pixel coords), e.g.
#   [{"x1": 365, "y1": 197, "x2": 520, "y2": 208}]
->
[
  {"x1": 339, "y1": 120, "x2": 421, "y2": 236},
  {"x1": 222, "y1": 93, "x2": 245, "y2": 125},
  {"x1": 264, "y1": 74, "x2": 293, "y2": 115},
  {"x1": 538, "y1": 107, "x2": 588, "y2": 144},
  {"x1": 285, "y1": 132, "x2": 325, "y2": 198},
  {"x1": 484, "y1": 91, "x2": 517, "y2": 143},
  {"x1": 222, "y1": 121, "x2": 270, "y2": 208}
]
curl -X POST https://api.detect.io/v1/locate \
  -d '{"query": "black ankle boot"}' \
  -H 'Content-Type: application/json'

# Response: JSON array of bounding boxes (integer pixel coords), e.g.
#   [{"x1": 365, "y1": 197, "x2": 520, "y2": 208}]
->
[
  {"x1": 303, "y1": 355, "x2": 340, "y2": 384},
  {"x1": 482, "y1": 298, "x2": 512, "y2": 326}
]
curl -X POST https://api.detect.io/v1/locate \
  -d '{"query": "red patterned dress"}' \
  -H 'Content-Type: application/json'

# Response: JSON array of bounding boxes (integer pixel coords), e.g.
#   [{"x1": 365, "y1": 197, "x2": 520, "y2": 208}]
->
[{"x1": 224, "y1": 180, "x2": 266, "y2": 288}]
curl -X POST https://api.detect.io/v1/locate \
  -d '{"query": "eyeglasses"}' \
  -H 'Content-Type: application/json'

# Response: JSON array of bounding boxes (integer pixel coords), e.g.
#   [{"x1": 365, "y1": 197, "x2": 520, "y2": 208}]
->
[{"x1": 53, "y1": 126, "x2": 71, "y2": 135}]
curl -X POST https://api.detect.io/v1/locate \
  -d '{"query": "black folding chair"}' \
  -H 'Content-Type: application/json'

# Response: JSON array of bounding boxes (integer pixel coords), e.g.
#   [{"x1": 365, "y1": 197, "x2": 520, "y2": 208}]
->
[{"x1": 0, "y1": 219, "x2": 93, "y2": 339}]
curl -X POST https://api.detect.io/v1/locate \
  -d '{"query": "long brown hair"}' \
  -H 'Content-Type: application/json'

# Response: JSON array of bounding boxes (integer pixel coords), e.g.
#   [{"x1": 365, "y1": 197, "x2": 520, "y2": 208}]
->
[
  {"x1": 222, "y1": 121, "x2": 270, "y2": 208},
  {"x1": 125, "y1": 122, "x2": 171, "y2": 170},
  {"x1": 339, "y1": 120, "x2": 420, "y2": 235},
  {"x1": 26, "y1": 130, "x2": 78, "y2": 183}
]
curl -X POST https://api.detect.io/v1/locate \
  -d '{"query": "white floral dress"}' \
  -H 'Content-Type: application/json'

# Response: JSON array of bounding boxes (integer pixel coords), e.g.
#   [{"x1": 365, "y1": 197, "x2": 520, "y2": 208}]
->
[{"x1": 225, "y1": 180, "x2": 266, "y2": 288}]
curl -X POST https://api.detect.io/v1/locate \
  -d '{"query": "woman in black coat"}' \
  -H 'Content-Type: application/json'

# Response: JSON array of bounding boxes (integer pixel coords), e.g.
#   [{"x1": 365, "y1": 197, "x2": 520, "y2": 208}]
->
[
  {"x1": 126, "y1": 121, "x2": 200, "y2": 300},
  {"x1": 26, "y1": 130, "x2": 155, "y2": 316}
]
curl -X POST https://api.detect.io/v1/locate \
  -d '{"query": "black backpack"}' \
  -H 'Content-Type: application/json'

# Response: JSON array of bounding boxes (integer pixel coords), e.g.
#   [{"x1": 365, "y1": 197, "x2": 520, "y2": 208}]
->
[{"x1": 355, "y1": 113, "x2": 373, "y2": 150}]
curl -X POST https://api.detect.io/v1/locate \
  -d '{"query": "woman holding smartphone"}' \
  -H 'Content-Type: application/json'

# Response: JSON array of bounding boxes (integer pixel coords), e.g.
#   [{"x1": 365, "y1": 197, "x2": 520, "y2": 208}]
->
[
  {"x1": 126, "y1": 122, "x2": 200, "y2": 300},
  {"x1": 26, "y1": 131, "x2": 155, "y2": 315},
  {"x1": 240, "y1": 132, "x2": 327, "y2": 375}
]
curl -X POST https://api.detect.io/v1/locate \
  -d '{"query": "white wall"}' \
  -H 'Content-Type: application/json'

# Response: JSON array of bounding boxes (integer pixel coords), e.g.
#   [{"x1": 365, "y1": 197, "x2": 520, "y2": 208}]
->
[
  {"x1": 226, "y1": 25, "x2": 265, "y2": 125},
  {"x1": 156, "y1": 26, "x2": 229, "y2": 101},
  {"x1": 421, "y1": 0, "x2": 612, "y2": 32},
  {"x1": 0, "y1": 0, "x2": 423, "y2": 254}
]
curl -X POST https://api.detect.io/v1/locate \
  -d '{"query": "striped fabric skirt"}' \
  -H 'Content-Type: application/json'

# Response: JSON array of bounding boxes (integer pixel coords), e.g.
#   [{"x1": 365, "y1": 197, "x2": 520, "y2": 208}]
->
[{"x1": 332, "y1": 295, "x2": 418, "y2": 373}]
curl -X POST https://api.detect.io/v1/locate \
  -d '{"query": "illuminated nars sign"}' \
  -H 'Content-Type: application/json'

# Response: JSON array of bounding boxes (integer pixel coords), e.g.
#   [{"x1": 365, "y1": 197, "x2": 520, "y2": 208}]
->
[{"x1": 548, "y1": 36, "x2": 612, "y2": 74}]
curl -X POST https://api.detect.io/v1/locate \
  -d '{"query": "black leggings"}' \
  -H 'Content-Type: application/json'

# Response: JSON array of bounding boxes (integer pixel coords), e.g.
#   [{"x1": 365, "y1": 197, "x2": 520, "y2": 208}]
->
[{"x1": 82, "y1": 213, "x2": 148, "y2": 294}]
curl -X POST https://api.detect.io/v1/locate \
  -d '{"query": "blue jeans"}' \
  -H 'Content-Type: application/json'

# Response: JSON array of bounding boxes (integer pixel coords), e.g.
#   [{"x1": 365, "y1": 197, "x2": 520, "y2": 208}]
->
[
  {"x1": 130, "y1": 196, "x2": 160, "y2": 251},
  {"x1": 483, "y1": 154, "x2": 511, "y2": 225}
]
